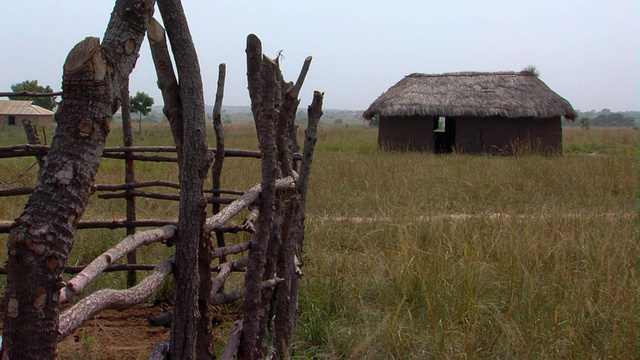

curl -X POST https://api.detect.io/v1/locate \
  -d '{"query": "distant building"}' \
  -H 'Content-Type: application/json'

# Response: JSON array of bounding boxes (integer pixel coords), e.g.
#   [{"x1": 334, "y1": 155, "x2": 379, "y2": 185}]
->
[
  {"x1": 363, "y1": 71, "x2": 577, "y2": 155},
  {"x1": 0, "y1": 100, "x2": 55, "y2": 126}
]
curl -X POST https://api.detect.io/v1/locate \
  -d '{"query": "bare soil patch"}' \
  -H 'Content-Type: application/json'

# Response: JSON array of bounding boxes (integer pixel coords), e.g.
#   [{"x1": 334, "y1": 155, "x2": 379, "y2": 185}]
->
[
  {"x1": 55, "y1": 303, "x2": 241, "y2": 359},
  {"x1": 58, "y1": 304, "x2": 169, "y2": 359}
]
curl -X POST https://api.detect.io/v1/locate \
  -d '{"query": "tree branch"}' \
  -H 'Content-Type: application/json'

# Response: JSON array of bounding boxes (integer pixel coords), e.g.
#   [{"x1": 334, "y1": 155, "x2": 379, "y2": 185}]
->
[
  {"x1": 59, "y1": 225, "x2": 176, "y2": 303},
  {"x1": 58, "y1": 257, "x2": 174, "y2": 341}
]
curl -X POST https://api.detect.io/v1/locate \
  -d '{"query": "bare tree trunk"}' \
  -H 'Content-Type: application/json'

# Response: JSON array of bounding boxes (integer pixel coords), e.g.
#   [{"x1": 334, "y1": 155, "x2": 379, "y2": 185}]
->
[
  {"x1": 0, "y1": 1, "x2": 155, "y2": 358},
  {"x1": 156, "y1": 0, "x2": 212, "y2": 358}
]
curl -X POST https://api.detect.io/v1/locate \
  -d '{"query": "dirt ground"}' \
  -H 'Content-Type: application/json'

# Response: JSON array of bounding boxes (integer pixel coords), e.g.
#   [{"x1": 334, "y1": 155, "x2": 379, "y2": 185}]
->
[
  {"x1": 56, "y1": 304, "x2": 240, "y2": 359},
  {"x1": 58, "y1": 305, "x2": 170, "y2": 359}
]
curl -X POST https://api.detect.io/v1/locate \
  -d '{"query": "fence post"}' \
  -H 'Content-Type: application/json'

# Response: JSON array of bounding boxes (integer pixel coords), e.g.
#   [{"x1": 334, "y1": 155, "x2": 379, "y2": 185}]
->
[
  {"x1": 21, "y1": 119, "x2": 45, "y2": 168},
  {"x1": 121, "y1": 81, "x2": 138, "y2": 287},
  {"x1": 211, "y1": 64, "x2": 227, "y2": 262}
]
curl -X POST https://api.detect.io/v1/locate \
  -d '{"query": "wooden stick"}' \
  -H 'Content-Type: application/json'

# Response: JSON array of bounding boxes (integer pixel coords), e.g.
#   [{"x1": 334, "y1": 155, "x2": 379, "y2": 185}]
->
[
  {"x1": 156, "y1": 0, "x2": 212, "y2": 357},
  {"x1": 0, "y1": 262, "x2": 245, "y2": 275},
  {"x1": 212, "y1": 278, "x2": 283, "y2": 306},
  {"x1": 103, "y1": 145, "x2": 178, "y2": 153},
  {"x1": 0, "y1": 220, "x2": 176, "y2": 233},
  {"x1": 75, "y1": 220, "x2": 176, "y2": 230},
  {"x1": 98, "y1": 190, "x2": 237, "y2": 204},
  {"x1": 95, "y1": 181, "x2": 243, "y2": 196},
  {"x1": 293, "y1": 57, "x2": 313, "y2": 97},
  {"x1": 148, "y1": 16, "x2": 183, "y2": 153},
  {"x1": 244, "y1": 205, "x2": 259, "y2": 234},
  {"x1": 1, "y1": 218, "x2": 279, "y2": 234},
  {"x1": 220, "y1": 320, "x2": 243, "y2": 360},
  {"x1": 211, "y1": 256, "x2": 249, "y2": 273},
  {"x1": 62, "y1": 263, "x2": 156, "y2": 274},
  {"x1": 204, "y1": 63, "x2": 225, "y2": 354},
  {"x1": 274, "y1": 91, "x2": 323, "y2": 358},
  {"x1": 212, "y1": 224, "x2": 253, "y2": 234},
  {"x1": 0, "y1": 187, "x2": 33, "y2": 196},
  {"x1": 147, "y1": 340, "x2": 170, "y2": 360},
  {"x1": 58, "y1": 257, "x2": 174, "y2": 340},
  {"x1": 242, "y1": 35, "x2": 280, "y2": 357},
  {"x1": 59, "y1": 225, "x2": 176, "y2": 303},
  {"x1": 204, "y1": 175, "x2": 296, "y2": 232},
  {"x1": 300, "y1": 91, "x2": 324, "y2": 208},
  {"x1": 273, "y1": 196, "x2": 298, "y2": 358},
  {"x1": 211, "y1": 242, "x2": 250, "y2": 259},
  {"x1": 96, "y1": 180, "x2": 181, "y2": 191},
  {"x1": 0, "y1": 263, "x2": 158, "y2": 275},
  {"x1": 0, "y1": 145, "x2": 301, "y2": 160},
  {"x1": 0, "y1": 91, "x2": 62, "y2": 98},
  {"x1": 211, "y1": 257, "x2": 249, "y2": 296},
  {"x1": 121, "y1": 78, "x2": 138, "y2": 288},
  {"x1": 212, "y1": 63, "x2": 228, "y2": 263},
  {"x1": 21, "y1": 119, "x2": 45, "y2": 168}
]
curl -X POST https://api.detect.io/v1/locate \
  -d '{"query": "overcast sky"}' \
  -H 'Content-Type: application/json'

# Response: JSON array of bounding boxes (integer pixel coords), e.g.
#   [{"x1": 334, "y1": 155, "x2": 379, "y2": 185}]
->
[{"x1": 1, "y1": 0, "x2": 638, "y2": 112}]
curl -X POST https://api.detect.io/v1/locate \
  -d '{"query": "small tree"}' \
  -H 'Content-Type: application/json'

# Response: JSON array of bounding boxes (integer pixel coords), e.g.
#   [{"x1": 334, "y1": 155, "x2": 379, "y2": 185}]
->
[
  {"x1": 9, "y1": 80, "x2": 57, "y2": 110},
  {"x1": 580, "y1": 117, "x2": 591, "y2": 130},
  {"x1": 130, "y1": 91, "x2": 154, "y2": 133}
]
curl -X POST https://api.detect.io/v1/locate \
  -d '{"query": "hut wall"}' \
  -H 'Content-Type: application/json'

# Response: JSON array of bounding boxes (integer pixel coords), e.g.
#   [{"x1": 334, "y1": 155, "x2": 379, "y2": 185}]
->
[
  {"x1": 378, "y1": 116, "x2": 435, "y2": 151},
  {"x1": 455, "y1": 116, "x2": 562, "y2": 155},
  {"x1": 0, "y1": 114, "x2": 54, "y2": 126}
]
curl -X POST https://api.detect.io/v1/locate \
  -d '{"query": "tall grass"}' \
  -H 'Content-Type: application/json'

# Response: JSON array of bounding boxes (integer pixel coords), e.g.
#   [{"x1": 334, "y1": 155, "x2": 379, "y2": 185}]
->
[
  {"x1": 297, "y1": 126, "x2": 638, "y2": 359},
  {"x1": 0, "y1": 123, "x2": 637, "y2": 358}
]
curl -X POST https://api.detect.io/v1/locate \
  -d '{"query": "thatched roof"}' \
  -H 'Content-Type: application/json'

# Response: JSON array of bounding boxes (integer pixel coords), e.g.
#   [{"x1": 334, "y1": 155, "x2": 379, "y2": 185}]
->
[
  {"x1": 363, "y1": 71, "x2": 577, "y2": 120},
  {"x1": 0, "y1": 100, "x2": 54, "y2": 116}
]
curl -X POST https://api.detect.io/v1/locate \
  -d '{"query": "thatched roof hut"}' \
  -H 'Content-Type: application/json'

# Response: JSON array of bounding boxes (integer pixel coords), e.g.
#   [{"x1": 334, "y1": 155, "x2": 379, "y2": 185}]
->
[
  {"x1": 0, "y1": 100, "x2": 55, "y2": 126},
  {"x1": 363, "y1": 71, "x2": 577, "y2": 155}
]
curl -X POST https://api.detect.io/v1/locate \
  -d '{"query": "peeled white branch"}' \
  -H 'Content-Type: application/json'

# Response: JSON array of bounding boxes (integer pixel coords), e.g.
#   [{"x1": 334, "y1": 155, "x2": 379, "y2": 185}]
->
[
  {"x1": 59, "y1": 225, "x2": 176, "y2": 303},
  {"x1": 204, "y1": 175, "x2": 297, "y2": 232},
  {"x1": 211, "y1": 257, "x2": 250, "y2": 297},
  {"x1": 59, "y1": 257, "x2": 174, "y2": 340}
]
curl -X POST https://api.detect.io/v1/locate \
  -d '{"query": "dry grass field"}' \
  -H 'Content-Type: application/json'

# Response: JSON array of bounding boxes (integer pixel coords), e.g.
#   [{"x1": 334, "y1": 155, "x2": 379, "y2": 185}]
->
[{"x1": 0, "y1": 123, "x2": 637, "y2": 359}]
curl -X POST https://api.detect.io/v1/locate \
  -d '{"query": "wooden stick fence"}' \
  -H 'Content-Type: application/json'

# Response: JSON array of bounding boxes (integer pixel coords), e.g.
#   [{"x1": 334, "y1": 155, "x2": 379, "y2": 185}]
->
[
  {"x1": 0, "y1": 144, "x2": 301, "y2": 236},
  {"x1": 0, "y1": 136, "x2": 308, "y2": 336},
  {"x1": 2, "y1": 31, "x2": 322, "y2": 359}
]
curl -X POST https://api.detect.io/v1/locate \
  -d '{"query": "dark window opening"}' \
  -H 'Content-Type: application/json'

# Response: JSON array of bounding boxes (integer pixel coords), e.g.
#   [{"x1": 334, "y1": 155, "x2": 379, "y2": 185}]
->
[
  {"x1": 8, "y1": 116, "x2": 15, "y2": 126},
  {"x1": 434, "y1": 116, "x2": 456, "y2": 153}
]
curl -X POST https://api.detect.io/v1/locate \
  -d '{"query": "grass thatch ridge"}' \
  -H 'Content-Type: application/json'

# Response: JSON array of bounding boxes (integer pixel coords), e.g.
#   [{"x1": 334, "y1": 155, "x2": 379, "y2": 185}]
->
[{"x1": 363, "y1": 71, "x2": 577, "y2": 121}]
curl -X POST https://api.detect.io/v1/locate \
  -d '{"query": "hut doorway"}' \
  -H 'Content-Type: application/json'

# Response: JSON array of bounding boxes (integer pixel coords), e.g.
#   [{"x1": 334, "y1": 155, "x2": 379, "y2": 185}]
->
[{"x1": 434, "y1": 116, "x2": 456, "y2": 153}]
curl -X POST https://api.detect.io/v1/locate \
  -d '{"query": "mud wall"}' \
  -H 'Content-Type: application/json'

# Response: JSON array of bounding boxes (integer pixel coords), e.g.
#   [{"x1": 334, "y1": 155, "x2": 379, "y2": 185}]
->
[
  {"x1": 378, "y1": 115, "x2": 435, "y2": 151},
  {"x1": 455, "y1": 116, "x2": 562, "y2": 155}
]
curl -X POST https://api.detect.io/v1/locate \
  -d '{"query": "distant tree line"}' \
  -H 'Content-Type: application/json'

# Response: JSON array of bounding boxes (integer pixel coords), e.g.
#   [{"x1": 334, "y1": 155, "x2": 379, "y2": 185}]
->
[
  {"x1": 563, "y1": 109, "x2": 638, "y2": 127},
  {"x1": 589, "y1": 112, "x2": 636, "y2": 127}
]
